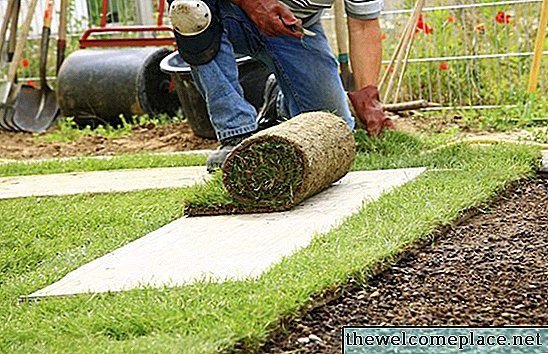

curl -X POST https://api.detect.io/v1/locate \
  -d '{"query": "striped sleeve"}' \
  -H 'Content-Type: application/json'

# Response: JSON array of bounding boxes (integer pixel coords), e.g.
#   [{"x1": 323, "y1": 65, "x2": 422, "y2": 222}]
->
[{"x1": 344, "y1": 0, "x2": 384, "y2": 20}]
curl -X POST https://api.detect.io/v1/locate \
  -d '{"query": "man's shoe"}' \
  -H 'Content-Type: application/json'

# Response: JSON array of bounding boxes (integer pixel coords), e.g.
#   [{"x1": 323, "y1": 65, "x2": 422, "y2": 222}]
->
[
  {"x1": 257, "y1": 74, "x2": 284, "y2": 130},
  {"x1": 206, "y1": 134, "x2": 250, "y2": 173}
]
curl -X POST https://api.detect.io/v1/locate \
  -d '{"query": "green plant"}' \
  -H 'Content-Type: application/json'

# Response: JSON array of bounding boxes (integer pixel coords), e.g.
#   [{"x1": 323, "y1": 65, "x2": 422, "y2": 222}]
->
[{"x1": 40, "y1": 114, "x2": 183, "y2": 143}]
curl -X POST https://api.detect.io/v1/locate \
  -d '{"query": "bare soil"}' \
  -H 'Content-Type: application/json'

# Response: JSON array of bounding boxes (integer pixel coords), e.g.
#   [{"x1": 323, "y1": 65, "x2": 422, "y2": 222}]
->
[
  {"x1": 0, "y1": 122, "x2": 218, "y2": 160},
  {"x1": 261, "y1": 178, "x2": 548, "y2": 353}
]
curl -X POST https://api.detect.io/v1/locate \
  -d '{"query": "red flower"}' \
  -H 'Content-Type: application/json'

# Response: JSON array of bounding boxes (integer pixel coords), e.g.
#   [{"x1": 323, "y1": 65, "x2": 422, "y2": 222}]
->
[
  {"x1": 381, "y1": 32, "x2": 388, "y2": 40},
  {"x1": 416, "y1": 14, "x2": 434, "y2": 35},
  {"x1": 25, "y1": 80, "x2": 37, "y2": 88},
  {"x1": 496, "y1": 11, "x2": 513, "y2": 24},
  {"x1": 168, "y1": 79, "x2": 176, "y2": 93},
  {"x1": 439, "y1": 62, "x2": 449, "y2": 71},
  {"x1": 446, "y1": 15, "x2": 456, "y2": 23},
  {"x1": 20, "y1": 59, "x2": 30, "y2": 68}
]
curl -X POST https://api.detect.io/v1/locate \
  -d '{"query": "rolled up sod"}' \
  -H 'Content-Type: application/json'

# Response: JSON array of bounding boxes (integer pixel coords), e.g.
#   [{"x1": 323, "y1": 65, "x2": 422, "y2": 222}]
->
[{"x1": 221, "y1": 112, "x2": 356, "y2": 212}]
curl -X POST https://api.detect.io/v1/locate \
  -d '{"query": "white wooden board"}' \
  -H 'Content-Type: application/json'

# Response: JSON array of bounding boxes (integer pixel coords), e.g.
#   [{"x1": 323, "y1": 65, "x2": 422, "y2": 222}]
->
[
  {"x1": 0, "y1": 167, "x2": 209, "y2": 199},
  {"x1": 25, "y1": 168, "x2": 426, "y2": 299}
]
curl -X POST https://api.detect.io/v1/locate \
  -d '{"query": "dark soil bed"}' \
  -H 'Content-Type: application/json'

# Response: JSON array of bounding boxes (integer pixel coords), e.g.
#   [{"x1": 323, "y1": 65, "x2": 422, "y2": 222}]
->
[{"x1": 261, "y1": 177, "x2": 548, "y2": 353}]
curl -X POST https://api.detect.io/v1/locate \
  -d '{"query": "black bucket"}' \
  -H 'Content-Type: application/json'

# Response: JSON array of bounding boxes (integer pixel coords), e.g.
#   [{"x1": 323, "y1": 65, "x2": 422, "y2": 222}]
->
[
  {"x1": 160, "y1": 52, "x2": 272, "y2": 140},
  {"x1": 57, "y1": 47, "x2": 180, "y2": 127}
]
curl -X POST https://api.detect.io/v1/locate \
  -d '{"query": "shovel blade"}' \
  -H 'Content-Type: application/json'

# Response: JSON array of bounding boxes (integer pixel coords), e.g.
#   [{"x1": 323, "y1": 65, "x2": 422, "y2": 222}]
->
[
  {"x1": 0, "y1": 82, "x2": 21, "y2": 131},
  {"x1": 13, "y1": 85, "x2": 59, "y2": 133}
]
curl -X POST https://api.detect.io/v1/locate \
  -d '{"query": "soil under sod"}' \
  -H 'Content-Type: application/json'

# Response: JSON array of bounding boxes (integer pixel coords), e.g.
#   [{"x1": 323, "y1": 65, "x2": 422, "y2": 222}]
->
[{"x1": 260, "y1": 177, "x2": 548, "y2": 353}]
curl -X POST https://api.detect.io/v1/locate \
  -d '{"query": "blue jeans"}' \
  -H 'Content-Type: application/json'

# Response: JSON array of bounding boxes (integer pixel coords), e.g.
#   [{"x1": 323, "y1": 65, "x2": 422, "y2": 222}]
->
[{"x1": 182, "y1": 1, "x2": 354, "y2": 141}]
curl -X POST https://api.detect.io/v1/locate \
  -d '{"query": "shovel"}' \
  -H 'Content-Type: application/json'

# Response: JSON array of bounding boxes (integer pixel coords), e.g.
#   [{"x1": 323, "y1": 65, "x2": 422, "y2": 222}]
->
[
  {"x1": 0, "y1": 0, "x2": 18, "y2": 130},
  {"x1": 0, "y1": 0, "x2": 39, "y2": 129},
  {"x1": 13, "y1": 0, "x2": 60, "y2": 132},
  {"x1": 2, "y1": 0, "x2": 22, "y2": 131}
]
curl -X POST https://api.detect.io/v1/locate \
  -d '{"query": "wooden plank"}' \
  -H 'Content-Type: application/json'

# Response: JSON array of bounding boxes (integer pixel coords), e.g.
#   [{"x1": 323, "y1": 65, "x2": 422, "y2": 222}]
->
[
  {"x1": 24, "y1": 168, "x2": 426, "y2": 299},
  {"x1": 0, "y1": 166, "x2": 209, "y2": 199}
]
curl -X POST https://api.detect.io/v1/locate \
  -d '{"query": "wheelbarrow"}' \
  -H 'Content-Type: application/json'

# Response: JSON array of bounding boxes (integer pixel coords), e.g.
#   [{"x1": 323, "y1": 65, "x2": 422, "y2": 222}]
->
[{"x1": 160, "y1": 51, "x2": 272, "y2": 139}]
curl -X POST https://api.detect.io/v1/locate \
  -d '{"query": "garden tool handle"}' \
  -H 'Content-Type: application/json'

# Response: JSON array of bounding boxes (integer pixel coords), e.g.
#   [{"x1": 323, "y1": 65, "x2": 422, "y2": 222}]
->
[
  {"x1": 57, "y1": 0, "x2": 68, "y2": 72},
  {"x1": 0, "y1": 0, "x2": 17, "y2": 57},
  {"x1": 44, "y1": 0, "x2": 55, "y2": 29},
  {"x1": 7, "y1": 0, "x2": 39, "y2": 84},
  {"x1": 40, "y1": 0, "x2": 55, "y2": 89},
  {"x1": 79, "y1": 25, "x2": 175, "y2": 48},
  {"x1": 334, "y1": 0, "x2": 354, "y2": 91},
  {"x1": 7, "y1": 0, "x2": 20, "y2": 61},
  {"x1": 334, "y1": 0, "x2": 348, "y2": 57}
]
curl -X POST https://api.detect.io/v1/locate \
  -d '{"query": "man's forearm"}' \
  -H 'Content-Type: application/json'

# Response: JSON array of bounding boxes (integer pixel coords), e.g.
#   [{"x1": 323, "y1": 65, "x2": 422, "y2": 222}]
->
[{"x1": 348, "y1": 17, "x2": 382, "y2": 90}]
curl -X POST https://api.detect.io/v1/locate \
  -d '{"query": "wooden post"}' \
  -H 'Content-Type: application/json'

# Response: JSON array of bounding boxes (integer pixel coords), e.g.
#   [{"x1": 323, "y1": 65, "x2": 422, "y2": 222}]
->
[{"x1": 527, "y1": 0, "x2": 548, "y2": 93}]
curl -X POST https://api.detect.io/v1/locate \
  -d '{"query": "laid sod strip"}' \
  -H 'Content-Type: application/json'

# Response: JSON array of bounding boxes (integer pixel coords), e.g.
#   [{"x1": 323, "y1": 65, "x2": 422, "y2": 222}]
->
[
  {"x1": 182, "y1": 132, "x2": 508, "y2": 215},
  {"x1": 186, "y1": 113, "x2": 355, "y2": 215},
  {"x1": 0, "y1": 152, "x2": 207, "y2": 178},
  {"x1": 0, "y1": 145, "x2": 540, "y2": 353}
]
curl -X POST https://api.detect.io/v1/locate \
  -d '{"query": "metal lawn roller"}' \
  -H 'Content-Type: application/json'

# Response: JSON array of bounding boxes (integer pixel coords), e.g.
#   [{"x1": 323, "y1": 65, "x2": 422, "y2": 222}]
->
[{"x1": 57, "y1": 0, "x2": 179, "y2": 127}]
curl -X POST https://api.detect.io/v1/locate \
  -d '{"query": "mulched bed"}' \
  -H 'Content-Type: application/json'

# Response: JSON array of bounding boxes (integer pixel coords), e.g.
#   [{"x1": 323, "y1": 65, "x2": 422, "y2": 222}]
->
[{"x1": 261, "y1": 177, "x2": 548, "y2": 353}]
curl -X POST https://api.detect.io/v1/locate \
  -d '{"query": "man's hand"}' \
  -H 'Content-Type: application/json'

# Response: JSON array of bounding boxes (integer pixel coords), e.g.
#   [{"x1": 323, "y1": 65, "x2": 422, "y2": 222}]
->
[
  {"x1": 348, "y1": 85, "x2": 394, "y2": 136},
  {"x1": 232, "y1": 0, "x2": 303, "y2": 38}
]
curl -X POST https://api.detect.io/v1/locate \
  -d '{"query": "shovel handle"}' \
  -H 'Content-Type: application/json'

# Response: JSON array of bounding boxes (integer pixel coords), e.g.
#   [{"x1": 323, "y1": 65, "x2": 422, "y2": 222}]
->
[
  {"x1": 44, "y1": 0, "x2": 55, "y2": 29},
  {"x1": 57, "y1": 0, "x2": 68, "y2": 72},
  {"x1": 7, "y1": 0, "x2": 20, "y2": 61},
  {"x1": 334, "y1": 0, "x2": 355, "y2": 91},
  {"x1": 0, "y1": 0, "x2": 17, "y2": 56},
  {"x1": 334, "y1": 0, "x2": 349, "y2": 61},
  {"x1": 7, "y1": 0, "x2": 39, "y2": 84},
  {"x1": 40, "y1": 0, "x2": 55, "y2": 89}
]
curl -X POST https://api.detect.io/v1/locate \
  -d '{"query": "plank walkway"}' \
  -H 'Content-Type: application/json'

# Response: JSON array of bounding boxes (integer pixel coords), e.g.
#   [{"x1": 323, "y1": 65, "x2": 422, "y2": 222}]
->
[
  {"x1": 25, "y1": 168, "x2": 426, "y2": 299},
  {"x1": 0, "y1": 167, "x2": 209, "y2": 199}
]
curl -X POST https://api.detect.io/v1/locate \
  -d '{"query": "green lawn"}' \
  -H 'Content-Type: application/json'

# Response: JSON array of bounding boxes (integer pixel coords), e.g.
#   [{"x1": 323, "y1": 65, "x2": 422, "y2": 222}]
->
[
  {"x1": 0, "y1": 152, "x2": 207, "y2": 178},
  {"x1": 0, "y1": 132, "x2": 541, "y2": 353}
]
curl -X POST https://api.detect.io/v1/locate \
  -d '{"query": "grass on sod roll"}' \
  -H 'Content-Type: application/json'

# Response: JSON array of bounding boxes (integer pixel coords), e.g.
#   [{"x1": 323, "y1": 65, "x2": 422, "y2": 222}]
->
[
  {"x1": 0, "y1": 139, "x2": 541, "y2": 353},
  {"x1": 225, "y1": 141, "x2": 304, "y2": 206},
  {"x1": 0, "y1": 153, "x2": 207, "y2": 178}
]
